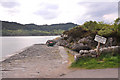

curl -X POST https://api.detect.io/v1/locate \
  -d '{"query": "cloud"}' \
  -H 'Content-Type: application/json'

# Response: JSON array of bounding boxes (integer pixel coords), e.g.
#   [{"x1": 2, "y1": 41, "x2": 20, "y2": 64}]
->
[
  {"x1": 35, "y1": 10, "x2": 58, "y2": 19},
  {"x1": 34, "y1": 3, "x2": 59, "y2": 19},
  {"x1": 86, "y1": 2, "x2": 117, "y2": 17},
  {"x1": 77, "y1": 2, "x2": 118, "y2": 23},
  {"x1": 0, "y1": 0, "x2": 20, "y2": 8},
  {"x1": 118, "y1": 1, "x2": 120, "y2": 17},
  {"x1": 0, "y1": 0, "x2": 118, "y2": 25}
]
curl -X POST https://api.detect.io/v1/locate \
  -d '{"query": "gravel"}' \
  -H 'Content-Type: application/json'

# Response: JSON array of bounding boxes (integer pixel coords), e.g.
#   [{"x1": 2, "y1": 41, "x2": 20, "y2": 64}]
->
[
  {"x1": 2, "y1": 44, "x2": 61, "y2": 63},
  {"x1": 1, "y1": 44, "x2": 72, "y2": 78}
]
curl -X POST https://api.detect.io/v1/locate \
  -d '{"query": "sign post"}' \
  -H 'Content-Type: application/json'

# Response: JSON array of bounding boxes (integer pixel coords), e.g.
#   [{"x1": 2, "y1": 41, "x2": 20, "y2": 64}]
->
[{"x1": 94, "y1": 35, "x2": 107, "y2": 57}]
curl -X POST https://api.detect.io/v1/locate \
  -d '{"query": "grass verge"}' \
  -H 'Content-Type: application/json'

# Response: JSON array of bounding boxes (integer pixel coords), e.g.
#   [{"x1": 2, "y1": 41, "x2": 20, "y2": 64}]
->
[
  {"x1": 71, "y1": 52, "x2": 120, "y2": 69},
  {"x1": 67, "y1": 50, "x2": 74, "y2": 64}
]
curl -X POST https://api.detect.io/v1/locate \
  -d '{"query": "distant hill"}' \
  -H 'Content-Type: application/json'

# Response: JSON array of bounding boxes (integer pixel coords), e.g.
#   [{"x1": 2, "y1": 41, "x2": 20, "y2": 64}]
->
[{"x1": 2, "y1": 21, "x2": 78, "y2": 36}]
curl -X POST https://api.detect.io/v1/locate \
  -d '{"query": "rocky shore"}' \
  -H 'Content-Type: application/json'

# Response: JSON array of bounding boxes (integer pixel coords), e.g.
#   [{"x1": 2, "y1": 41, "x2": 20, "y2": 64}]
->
[{"x1": 1, "y1": 44, "x2": 74, "y2": 78}]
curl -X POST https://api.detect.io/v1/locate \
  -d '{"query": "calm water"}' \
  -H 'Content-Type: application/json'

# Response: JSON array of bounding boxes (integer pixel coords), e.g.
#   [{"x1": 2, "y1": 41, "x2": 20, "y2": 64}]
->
[{"x1": 1, "y1": 36, "x2": 59, "y2": 60}]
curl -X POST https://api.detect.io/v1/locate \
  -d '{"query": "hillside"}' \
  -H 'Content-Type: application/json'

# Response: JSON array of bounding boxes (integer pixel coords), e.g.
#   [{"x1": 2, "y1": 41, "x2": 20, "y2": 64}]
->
[
  {"x1": 2, "y1": 21, "x2": 78, "y2": 36},
  {"x1": 57, "y1": 18, "x2": 120, "y2": 52}
]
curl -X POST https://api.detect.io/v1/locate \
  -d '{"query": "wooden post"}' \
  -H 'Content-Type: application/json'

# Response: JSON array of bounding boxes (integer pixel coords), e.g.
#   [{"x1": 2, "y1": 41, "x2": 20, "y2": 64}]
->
[
  {"x1": 96, "y1": 42, "x2": 100, "y2": 57},
  {"x1": 94, "y1": 35, "x2": 107, "y2": 57}
]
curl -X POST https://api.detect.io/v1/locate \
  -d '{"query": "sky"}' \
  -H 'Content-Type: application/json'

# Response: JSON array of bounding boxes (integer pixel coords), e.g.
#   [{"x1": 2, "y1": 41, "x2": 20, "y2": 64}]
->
[{"x1": 0, "y1": 0, "x2": 119, "y2": 25}]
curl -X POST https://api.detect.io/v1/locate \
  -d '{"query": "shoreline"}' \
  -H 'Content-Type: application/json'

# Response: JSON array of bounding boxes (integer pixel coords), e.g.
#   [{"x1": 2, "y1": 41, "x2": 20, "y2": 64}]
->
[
  {"x1": 1, "y1": 36, "x2": 60, "y2": 62},
  {"x1": 1, "y1": 44, "x2": 34, "y2": 62},
  {"x1": 2, "y1": 44, "x2": 46, "y2": 63}
]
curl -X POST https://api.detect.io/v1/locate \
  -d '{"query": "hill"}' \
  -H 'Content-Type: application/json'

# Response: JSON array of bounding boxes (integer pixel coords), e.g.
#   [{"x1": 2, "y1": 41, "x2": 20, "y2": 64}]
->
[
  {"x1": 2, "y1": 21, "x2": 78, "y2": 36},
  {"x1": 57, "y1": 18, "x2": 120, "y2": 52}
]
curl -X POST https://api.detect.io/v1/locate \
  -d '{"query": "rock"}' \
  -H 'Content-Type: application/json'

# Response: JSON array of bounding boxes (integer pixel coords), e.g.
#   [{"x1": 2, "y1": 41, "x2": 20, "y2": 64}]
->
[
  {"x1": 74, "y1": 54, "x2": 81, "y2": 61},
  {"x1": 72, "y1": 43, "x2": 91, "y2": 52},
  {"x1": 105, "y1": 37, "x2": 113, "y2": 47},
  {"x1": 83, "y1": 50, "x2": 89, "y2": 54},
  {"x1": 112, "y1": 38, "x2": 117, "y2": 46},
  {"x1": 78, "y1": 36, "x2": 92, "y2": 44},
  {"x1": 56, "y1": 40, "x2": 68, "y2": 46},
  {"x1": 79, "y1": 50, "x2": 85, "y2": 55},
  {"x1": 67, "y1": 36, "x2": 73, "y2": 43},
  {"x1": 65, "y1": 43, "x2": 71, "y2": 48},
  {"x1": 77, "y1": 36, "x2": 97, "y2": 48},
  {"x1": 91, "y1": 55, "x2": 97, "y2": 57},
  {"x1": 105, "y1": 37, "x2": 118, "y2": 47},
  {"x1": 89, "y1": 50, "x2": 97, "y2": 55},
  {"x1": 53, "y1": 37, "x2": 62, "y2": 43},
  {"x1": 77, "y1": 46, "x2": 120, "y2": 59},
  {"x1": 82, "y1": 54, "x2": 91, "y2": 57}
]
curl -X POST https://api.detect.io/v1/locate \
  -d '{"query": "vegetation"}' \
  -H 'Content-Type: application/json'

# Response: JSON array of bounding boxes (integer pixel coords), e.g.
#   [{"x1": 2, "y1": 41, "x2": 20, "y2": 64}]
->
[
  {"x1": 71, "y1": 52, "x2": 120, "y2": 69},
  {"x1": 63, "y1": 18, "x2": 120, "y2": 69},
  {"x1": 63, "y1": 18, "x2": 120, "y2": 43},
  {"x1": 67, "y1": 50, "x2": 74, "y2": 64},
  {"x1": 2, "y1": 21, "x2": 77, "y2": 36},
  {"x1": 2, "y1": 29, "x2": 64, "y2": 36}
]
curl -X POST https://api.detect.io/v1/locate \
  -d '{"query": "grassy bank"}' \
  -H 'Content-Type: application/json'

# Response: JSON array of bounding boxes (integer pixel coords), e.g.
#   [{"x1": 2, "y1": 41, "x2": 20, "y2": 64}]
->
[
  {"x1": 67, "y1": 51, "x2": 74, "y2": 64},
  {"x1": 70, "y1": 52, "x2": 120, "y2": 69}
]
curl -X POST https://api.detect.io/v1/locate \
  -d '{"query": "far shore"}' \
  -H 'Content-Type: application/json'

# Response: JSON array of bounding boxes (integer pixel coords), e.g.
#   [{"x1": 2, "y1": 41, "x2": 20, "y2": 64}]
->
[{"x1": 1, "y1": 35, "x2": 60, "y2": 37}]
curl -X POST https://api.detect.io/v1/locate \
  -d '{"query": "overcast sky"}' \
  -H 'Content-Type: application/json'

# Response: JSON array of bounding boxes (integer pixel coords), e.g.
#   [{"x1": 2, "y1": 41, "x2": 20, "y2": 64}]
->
[{"x1": 0, "y1": 0, "x2": 119, "y2": 25}]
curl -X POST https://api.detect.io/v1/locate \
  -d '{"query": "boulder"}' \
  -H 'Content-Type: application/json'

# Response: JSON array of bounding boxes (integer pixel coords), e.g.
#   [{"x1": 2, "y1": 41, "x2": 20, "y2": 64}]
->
[
  {"x1": 74, "y1": 54, "x2": 82, "y2": 61},
  {"x1": 56, "y1": 40, "x2": 68, "y2": 46},
  {"x1": 82, "y1": 53, "x2": 91, "y2": 57},
  {"x1": 77, "y1": 36, "x2": 97, "y2": 48},
  {"x1": 89, "y1": 50, "x2": 97, "y2": 55},
  {"x1": 105, "y1": 37, "x2": 117, "y2": 47},
  {"x1": 72, "y1": 43, "x2": 91, "y2": 52},
  {"x1": 78, "y1": 36, "x2": 92, "y2": 43},
  {"x1": 79, "y1": 50, "x2": 85, "y2": 55},
  {"x1": 65, "y1": 43, "x2": 71, "y2": 48},
  {"x1": 53, "y1": 37, "x2": 62, "y2": 43},
  {"x1": 83, "y1": 50, "x2": 89, "y2": 54}
]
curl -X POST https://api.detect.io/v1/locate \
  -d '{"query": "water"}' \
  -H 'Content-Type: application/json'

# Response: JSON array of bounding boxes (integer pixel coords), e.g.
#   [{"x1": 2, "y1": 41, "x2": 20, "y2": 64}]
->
[{"x1": 1, "y1": 36, "x2": 59, "y2": 60}]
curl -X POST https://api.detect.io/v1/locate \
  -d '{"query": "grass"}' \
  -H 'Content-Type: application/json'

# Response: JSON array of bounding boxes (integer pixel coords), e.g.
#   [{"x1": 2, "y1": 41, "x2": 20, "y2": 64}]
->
[
  {"x1": 67, "y1": 50, "x2": 74, "y2": 64},
  {"x1": 71, "y1": 52, "x2": 120, "y2": 69}
]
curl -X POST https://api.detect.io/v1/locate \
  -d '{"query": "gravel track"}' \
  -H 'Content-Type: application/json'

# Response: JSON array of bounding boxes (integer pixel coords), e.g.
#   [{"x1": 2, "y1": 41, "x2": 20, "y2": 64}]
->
[{"x1": 1, "y1": 44, "x2": 72, "y2": 78}]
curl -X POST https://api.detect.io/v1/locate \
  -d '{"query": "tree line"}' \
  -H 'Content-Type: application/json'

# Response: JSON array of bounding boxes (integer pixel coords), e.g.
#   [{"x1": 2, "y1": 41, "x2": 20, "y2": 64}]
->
[{"x1": 2, "y1": 21, "x2": 78, "y2": 36}]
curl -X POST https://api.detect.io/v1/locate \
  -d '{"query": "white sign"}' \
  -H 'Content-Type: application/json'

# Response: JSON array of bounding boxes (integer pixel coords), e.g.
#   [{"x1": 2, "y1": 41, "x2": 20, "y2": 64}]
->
[{"x1": 94, "y1": 35, "x2": 107, "y2": 44}]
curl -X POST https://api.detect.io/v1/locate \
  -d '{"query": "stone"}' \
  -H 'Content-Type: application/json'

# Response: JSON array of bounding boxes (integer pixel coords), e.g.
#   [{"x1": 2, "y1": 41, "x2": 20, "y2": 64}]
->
[
  {"x1": 79, "y1": 50, "x2": 85, "y2": 55},
  {"x1": 67, "y1": 36, "x2": 73, "y2": 43},
  {"x1": 72, "y1": 43, "x2": 91, "y2": 52},
  {"x1": 89, "y1": 50, "x2": 97, "y2": 55},
  {"x1": 82, "y1": 54, "x2": 89, "y2": 57},
  {"x1": 74, "y1": 54, "x2": 81, "y2": 61},
  {"x1": 91, "y1": 55, "x2": 97, "y2": 57},
  {"x1": 56, "y1": 40, "x2": 68, "y2": 46},
  {"x1": 83, "y1": 50, "x2": 89, "y2": 54}
]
